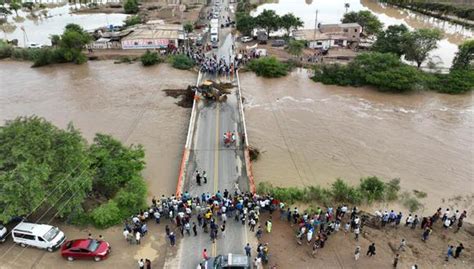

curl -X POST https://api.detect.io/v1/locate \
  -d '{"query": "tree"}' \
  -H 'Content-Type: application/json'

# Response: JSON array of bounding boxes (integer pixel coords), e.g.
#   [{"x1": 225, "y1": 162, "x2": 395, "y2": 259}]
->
[
  {"x1": 341, "y1": 10, "x2": 383, "y2": 35},
  {"x1": 89, "y1": 134, "x2": 145, "y2": 198},
  {"x1": 0, "y1": 116, "x2": 92, "y2": 223},
  {"x1": 451, "y1": 39, "x2": 474, "y2": 71},
  {"x1": 255, "y1": 9, "x2": 280, "y2": 36},
  {"x1": 286, "y1": 39, "x2": 305, "y2": 58},
  {"x1": 170, "y1": 54, "x2": 194, "y2": 70},
  {"x1": 58, "y1": 23, "x2": 91, "y2": 64},
  {"x1": 372, "y1": 24, "x2": 409, "y2": 57},
  {"x1": 184, "y1": 22, "x2": 193, "y2": 34},
  {"x1": 403, "y1": 28, "x2": 442, "y2": 68},
  {"x1": 280, "y1": 13, "x2": 303, "y2": 35},
  {"x1": 50, "y1": 34, "x2": 60, "y2": 47},
  {"x1": 236, "y1": 12, "x2": 255, "y2": 36},
  {"x1": 124, "y1": 0, "x2": 139, "y2": 14},
  {"x1": 140, "y1": 50, "x2": 161, "y2": 66},
  {"x1": 9, "y1": 0, "x2": 21, "y2": 16},
  {"x1": 248, "y1": 57, "x2": 289, "y2": 78}
]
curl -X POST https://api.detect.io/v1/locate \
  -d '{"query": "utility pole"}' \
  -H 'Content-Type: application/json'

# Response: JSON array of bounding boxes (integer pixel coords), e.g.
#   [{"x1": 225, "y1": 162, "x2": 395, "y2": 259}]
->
[{"x1": 313, "y1": 9, "x2": 318, "y2": 41}]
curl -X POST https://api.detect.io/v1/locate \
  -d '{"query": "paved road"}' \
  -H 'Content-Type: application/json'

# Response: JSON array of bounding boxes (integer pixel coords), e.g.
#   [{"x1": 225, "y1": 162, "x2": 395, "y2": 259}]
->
[{"x1": 165, "y1": 1, "x2": 255, "y2": 268}]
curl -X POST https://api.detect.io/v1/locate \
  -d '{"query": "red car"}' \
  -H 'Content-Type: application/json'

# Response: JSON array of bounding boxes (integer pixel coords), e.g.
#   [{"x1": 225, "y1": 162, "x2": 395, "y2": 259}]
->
[{"x1": 61, "y1": 239, "x2": 110, "y2": 262}]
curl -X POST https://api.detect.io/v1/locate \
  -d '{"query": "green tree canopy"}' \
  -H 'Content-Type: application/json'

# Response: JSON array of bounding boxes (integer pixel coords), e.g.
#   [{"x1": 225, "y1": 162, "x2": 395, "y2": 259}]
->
[
  {"x1": 341, "y1": 10, "x2": 383, "y2": 35},
  {"x1": 0, "y1": 117, "x2": 92, "y2": 223},
  {"x1": 89, "y1": 134, "x2": 145, "y2": 198},
  {"x1": 124, "y1": 0, "x2": 139, "y2": 14},
  {"x1": 255, "y1": 9, "x2": 280, "y2": 36},
  {"x1": 9, "y1": 0, "x2": 21, "y2": 16},
  {"x1": 402, "y1": 28, "x2": 442, "y2": 68},
  {"x1": 451, "y1": 39, "x2": 474, "y2": 71},
  {"x1": 184, "y1": 22, "x2": 194, "y2": 33},
  {"x1": 248, "y1": 56, "x2": 289, "y2": 78},
  {"x1": 236, "y1": 12, "x2": 255, "y2": 36},
  {"x1": 372, "y1": 24, "x2": 409, "y2": 57},
  {"x1": 280, "y1": 13, "x2": 304, "y2": 35}
]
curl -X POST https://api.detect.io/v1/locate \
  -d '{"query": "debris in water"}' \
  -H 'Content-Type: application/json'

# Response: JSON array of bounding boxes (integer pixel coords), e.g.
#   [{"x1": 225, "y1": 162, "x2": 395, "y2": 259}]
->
[{"x1": 163, "y1": 86, "x2": 195, "y2": 108}]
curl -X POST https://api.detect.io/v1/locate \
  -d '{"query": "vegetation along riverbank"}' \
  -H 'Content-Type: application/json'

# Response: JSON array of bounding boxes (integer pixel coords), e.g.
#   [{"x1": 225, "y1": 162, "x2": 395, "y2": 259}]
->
[
  {"x1": 0, "y1": 116, "x2": 148, "y2": 229},
  {"x1": 379, "y1": 0, "x2": 474, "y2": 28}
]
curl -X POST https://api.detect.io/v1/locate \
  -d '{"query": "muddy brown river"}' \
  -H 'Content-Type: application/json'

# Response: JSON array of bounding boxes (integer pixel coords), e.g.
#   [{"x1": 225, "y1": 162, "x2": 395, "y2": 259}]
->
[
  {"x1": 1, "y1": 61, "x2": 473, "y2": 219},
  {"x1": 0, "y1": 61, "x2": 195, "y2": 197},
  {"x1": 240, "y1": 69, "x2": 473, "y2": 217}
]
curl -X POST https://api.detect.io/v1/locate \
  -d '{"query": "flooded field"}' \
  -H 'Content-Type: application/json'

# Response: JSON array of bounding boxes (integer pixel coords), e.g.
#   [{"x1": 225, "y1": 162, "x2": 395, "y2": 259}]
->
[
  {"x1": 0, "y1": 60, "x2": 195, "y2": 197},
  {"x1": 240, "y1": 69, "x2": 474, "y2": 217},
  {"x1": 0, "y1": 2, "x2": 126, "y2": 47},
  {"x1": 253, "y1": 0, "x2": 474, "y2": 68}
]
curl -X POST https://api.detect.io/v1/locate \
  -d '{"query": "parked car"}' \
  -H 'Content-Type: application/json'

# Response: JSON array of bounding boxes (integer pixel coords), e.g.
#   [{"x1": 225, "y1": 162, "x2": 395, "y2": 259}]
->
[
  {"x1": 61, "y1": 239, "x2": 111, "y2": 262},
  {"x1": 27, "y1": 43, "x2": 44, "y2": 49},
  {"x1": 12, "y1": 222, "x2": 66, "y2": 252},
  {"x1": 0, "y1": 224, "x2": 7, "y2": 243},
  {"x1": 212, "y1": 41, "x2": 219, "y2": 49},
  {"x1": 240, "y1": 36, "x2": 253, "y2": 43},
  {"x1": 271, "y1": 39, "x2": 286, "y2": 47},
  {"x1": 202, "y1": 254, "x2": 251, "y2": 269}
]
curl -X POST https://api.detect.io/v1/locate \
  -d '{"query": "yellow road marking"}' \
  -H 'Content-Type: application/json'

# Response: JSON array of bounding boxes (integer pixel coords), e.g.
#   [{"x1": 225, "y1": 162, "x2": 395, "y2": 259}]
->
[
  {"x1": 214, "y1": 102, "x2": 220, "y2": 194},
  {"x1": 213, "y1": 101, "x2": 220, "y2": 257}
]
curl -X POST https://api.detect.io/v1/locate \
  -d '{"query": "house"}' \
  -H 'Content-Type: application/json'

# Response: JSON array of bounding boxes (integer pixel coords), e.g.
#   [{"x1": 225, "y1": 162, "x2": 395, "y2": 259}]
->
[
  {"x1": 90, "y1": 29, "x2": 133, "y2": 49},
  {"x1": 294, "y1": 29, "x2": 349, "y2": 49},
  {"x1": 121, "y1": 23, "x2": 184, "y2": 50},
  {"x1": 319, "y1": 23, "x2": 362, "y2": 41}
]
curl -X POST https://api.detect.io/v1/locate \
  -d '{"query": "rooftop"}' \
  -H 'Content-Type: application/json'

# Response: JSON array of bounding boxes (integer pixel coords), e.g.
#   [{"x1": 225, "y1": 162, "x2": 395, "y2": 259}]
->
[
  {"x1": 294, "y1": 29, "x2": 347, "y2": 41},
  {"x1": 320, "y1": 23, "x2": 362, "y2": 28},
  {"x1": 122, "y1": 24, "x2": 184, "y2": 41}
]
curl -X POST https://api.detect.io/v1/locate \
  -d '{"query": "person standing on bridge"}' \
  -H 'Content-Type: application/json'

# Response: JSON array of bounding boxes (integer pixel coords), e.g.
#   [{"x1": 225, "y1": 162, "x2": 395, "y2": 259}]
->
[
  {"x1": 245, "y1": 243, "x2": 252, "y2": 257},
  {"x1": 202, "y1": 170, "x2": 207, "y2": 184},
  {"x1": 196, "y1": 170, "x2": 201, "y2": 186}
]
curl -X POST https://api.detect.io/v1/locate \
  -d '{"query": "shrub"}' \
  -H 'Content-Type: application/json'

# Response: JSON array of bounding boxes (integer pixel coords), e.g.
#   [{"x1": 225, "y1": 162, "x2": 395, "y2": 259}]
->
[
  {"x1": 331, "y1": 179, "x2": 363, "y2": 205},
  {"x1": 124, "y1": 0, "x2": 139, "y2": 14},
  {"x1": 385, "y1": 178, "x2": 400, "y2": 201},
  {"x1": 413, "y1": 190, "x2": 427, "y2": 199},
  {"x1": 429, "y1": 70, "x2": 474, "y2": 94},
  {"x1": 312, "y1": 52, "x2": 425, "y2": 93},
  {"x1": 248, "y1": 57, "x2": 289, "y2": 78},
  {"x1": 90, "y1": 201, "x2": 122, "y2": 228},
  {"x1": 401, "y1": 192, "x2": 423, "y2": 213},
  {"x1": 359, "y1": 176, "x2": 385, "y2": 202},
  {"x1": 140, "y1": 50, "x2": 161, "y2": 66},
  {"x1": 170, "y1": 54, "x2": 194, "y2": 70},
  {"x1": 303, "y1": 186, "x2": 332, "y2": 206},
  {"x1": 0, "y1": 43, "x2": 13, "y2": 59},
  {"x1": 31, "y1": 48, "x2": 54, "y2": 67}
]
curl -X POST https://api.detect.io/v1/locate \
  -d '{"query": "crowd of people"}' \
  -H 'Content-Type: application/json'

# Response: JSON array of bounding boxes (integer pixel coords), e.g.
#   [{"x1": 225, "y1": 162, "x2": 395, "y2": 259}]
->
[{"x1": 125, "y1": 186, "x2": 468, "y2": 269}]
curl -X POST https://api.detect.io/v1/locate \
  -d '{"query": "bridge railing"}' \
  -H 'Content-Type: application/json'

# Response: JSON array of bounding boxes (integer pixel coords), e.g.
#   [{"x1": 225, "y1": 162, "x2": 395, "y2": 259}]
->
[
  {"x1": 176, "y1": 71, "x2": 202, "y2": 197},
  {"x1": 236, "y1": 70, "x2": 256, "y2": 193}
]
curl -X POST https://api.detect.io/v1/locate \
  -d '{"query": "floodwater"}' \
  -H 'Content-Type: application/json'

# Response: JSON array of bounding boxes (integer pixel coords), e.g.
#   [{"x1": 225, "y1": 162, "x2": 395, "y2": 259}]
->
[
  {"x1": 253, "y1": 0, "x2": 474, "y2": 68},
  {"x1": 0, "y1": 60, "x2": 195, "y2": 198},
  {"x1": 1, "y1": 2, "x2": 126, "y2": 47},
  {"x1": 240, "y1": 69, "x2": 474, "y2": 217}
]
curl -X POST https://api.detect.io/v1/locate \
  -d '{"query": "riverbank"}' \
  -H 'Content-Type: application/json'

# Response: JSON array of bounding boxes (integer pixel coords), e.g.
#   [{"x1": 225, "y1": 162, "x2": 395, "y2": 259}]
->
[
  {"x1": 259, "y1": 211, "x2": 474, "y2": 268},
  {"x1": 241, "y1": 69, "x2": 474, "y2": 222},
  {"x1": 379, "y1": 0, "x2": 474, "y2": 29}
]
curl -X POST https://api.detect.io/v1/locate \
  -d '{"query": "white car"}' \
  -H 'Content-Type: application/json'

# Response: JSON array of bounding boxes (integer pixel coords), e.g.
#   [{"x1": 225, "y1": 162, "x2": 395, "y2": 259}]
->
[
  {"x1": 0, "y1": 224, "x2": 7, "y2": 243},
  {"x1": 12, "y1": 222, "x2": 66, "y2": 252},
  {"x1": 240, "y1": 36, "x2": 253, "y2": 43},
  {"x1": 27, "y1": 43, "x2": 44, "y2": 49}
]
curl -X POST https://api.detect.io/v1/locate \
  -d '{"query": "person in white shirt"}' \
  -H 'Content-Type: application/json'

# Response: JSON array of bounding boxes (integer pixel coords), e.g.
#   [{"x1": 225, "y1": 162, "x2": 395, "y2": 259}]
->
[
  {"x1": 138, "y1": 259, "x2": 144, "y2": 269},
  {"x1": 123, "y1": 229, "x2": 129, "y2": 241}
]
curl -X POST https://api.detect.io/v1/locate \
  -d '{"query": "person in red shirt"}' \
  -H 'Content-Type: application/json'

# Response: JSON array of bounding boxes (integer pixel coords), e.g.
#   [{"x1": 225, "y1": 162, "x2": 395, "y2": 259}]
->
[{"x1": 202, "y1": 248, "x2": 209, "y2": 260}]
